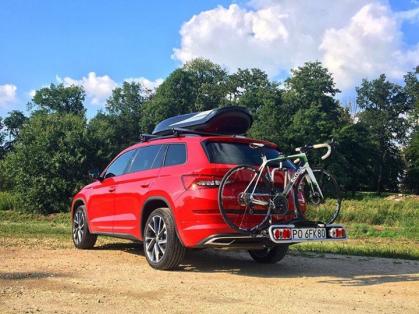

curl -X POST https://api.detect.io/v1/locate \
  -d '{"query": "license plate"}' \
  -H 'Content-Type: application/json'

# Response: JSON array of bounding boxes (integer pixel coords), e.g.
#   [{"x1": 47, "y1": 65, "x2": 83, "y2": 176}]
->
[{"x1": 292, "y1": 228, "x2": 326, "y2": 240}]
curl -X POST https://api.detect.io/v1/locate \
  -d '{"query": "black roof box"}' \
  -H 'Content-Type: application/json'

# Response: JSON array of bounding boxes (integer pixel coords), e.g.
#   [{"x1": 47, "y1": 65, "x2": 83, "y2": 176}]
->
[{"x1": 152, "y1": 106, "x2": 253, "y2": 136}]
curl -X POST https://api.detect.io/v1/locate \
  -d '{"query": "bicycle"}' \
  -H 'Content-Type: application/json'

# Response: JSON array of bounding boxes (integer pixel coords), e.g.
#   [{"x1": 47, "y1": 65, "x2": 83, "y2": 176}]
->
[{"x1": 218, "y1": 142, "x2": 341, "y2": 234}]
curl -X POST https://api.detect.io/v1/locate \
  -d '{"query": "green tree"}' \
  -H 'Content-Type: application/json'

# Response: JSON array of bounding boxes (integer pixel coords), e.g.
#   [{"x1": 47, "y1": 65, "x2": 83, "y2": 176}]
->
[
  {"x1": 356, "y1": 74, "x2": 414, "y2": 193},
  {"x1": 227, "y1": 68, "x2": 280, "y2": 111},
  {"x1": 106, "y1": 81, "x2": 150, "y2": 148},
  {"x1": 2, "y1": 112, "x2": 90, "y2": 213},
  {"x1": 3, "y1": 110, "x2": 27, "y2": 139},
  {"x1": 140, "y1": 69, "x2": 196, "y2": 133},
  {"x1": 403, "y1": 66, "x2": 419, "y2": 193},
  {"x1": 184, "y1": 58, "x2": 229, "y2": 111},
  {"x1": 85, "y1": 81, "x2": 152, "y2": 171},
  {"x1": 141, "y1": 58, "x2": 228, "y2": 133},
  {"x1": 0, "y1": 117, "x2": 6, "y2": 159},
  {"x1": 403, "y1": 66, "x2": 419, "y2": 130},
  {"x1": 404, "y1": 131, "x2": 419, "y2": 193},
  {"x1": 86, "y1": 113, "x2": 118, "y2": 171},
  {"x1": 32, "y1": 83, "x2": 86, "y2": 115},
  {"x1": 225, "y1": 67, "x2": 285, "y2": 147},
  {"x1": 329, "y1": 123, "x2": 377, "y2": 193},
  {"x1": 282, "y1": 61, "x2": 344, "y2": 150}
]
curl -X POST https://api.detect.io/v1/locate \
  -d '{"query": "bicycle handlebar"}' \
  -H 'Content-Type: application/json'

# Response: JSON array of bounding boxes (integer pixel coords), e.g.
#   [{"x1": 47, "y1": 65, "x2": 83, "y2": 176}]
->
[{"x1": 295, "y1": 142, "x2": 332, "y2": 160}]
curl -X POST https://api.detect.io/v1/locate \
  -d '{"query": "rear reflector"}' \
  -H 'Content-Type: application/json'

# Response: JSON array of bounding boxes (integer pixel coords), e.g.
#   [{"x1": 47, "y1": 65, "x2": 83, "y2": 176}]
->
[
  {"x1": 329, "y1": 227, "x2": 346, "y2": 239},
  {"x1": 273, "y1": 228, "x2": 292, "y2": 240}
]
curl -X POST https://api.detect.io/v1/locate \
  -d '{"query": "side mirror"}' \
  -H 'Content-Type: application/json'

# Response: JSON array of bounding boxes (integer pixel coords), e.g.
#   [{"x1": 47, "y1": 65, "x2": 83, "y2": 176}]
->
[{"x1": 88, "y1": 168, "x2": 102, "y2": 181}]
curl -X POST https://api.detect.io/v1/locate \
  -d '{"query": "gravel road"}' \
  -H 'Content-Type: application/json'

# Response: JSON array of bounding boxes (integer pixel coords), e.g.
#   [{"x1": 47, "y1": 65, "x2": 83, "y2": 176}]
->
[{"x1": 0, "y1": 242, "x2": 418, "y2": 313}]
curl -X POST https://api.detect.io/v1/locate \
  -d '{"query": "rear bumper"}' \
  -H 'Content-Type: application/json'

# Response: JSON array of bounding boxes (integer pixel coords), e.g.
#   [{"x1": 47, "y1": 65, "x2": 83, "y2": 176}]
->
[
  {"x1": 198, "y1": 234, "x2": 269, "y2": 250},
  {"x1": 192, "y1": 223, "x2": 347, "y2": 250},
  {"x1": 174, "y1": 188, "x2": 296, "y2": 248}
]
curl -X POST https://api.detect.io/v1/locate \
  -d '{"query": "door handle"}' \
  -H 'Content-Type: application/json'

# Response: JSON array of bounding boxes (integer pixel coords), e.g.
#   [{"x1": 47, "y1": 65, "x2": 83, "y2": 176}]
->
[
  {"x1": 141, "y1": 183, "x2": 150, "y2": 188},
  {"x1": 108, "y1": 186, "x2": 116, "y2": 192}
]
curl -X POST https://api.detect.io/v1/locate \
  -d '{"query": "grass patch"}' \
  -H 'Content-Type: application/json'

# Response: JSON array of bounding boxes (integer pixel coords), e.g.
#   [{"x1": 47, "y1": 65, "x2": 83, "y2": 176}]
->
[
  {"x1": 294, "y1": 193, "x2": 419, "y2": 259},
  {"x1": 291, "y1": 238, "x2": 419, "y2": 260},
  {"x1": 338, "y1": 195, "x2": 419, "y2": 227},
  {"x1": 0, "y1": 210, "x2": 70, "y2": 239},
  {"x1": 0, "y1": 191, "x2": 17, "y2": 211},
  {"x1": 0, "y1": 193, "x2": 418, "y2": 260}
]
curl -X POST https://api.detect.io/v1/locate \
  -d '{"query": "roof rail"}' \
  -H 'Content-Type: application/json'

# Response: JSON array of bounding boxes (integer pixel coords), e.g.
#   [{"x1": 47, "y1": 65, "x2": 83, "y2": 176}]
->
[
  {"x1": 171, "y1": 128, "x2": 225, "y2": 136},
  {"x1": 139, "y1": 128, "x2": 232, "y2": 142},
  {"x1": 139, "y1": 133, "x2": 158, "y2": 142}
]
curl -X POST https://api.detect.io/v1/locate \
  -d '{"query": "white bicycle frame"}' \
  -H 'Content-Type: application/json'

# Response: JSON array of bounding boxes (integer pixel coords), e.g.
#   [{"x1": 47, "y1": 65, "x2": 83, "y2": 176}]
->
[{"x1": 243, "y1": 143, "x2": 332, "y2": 208}]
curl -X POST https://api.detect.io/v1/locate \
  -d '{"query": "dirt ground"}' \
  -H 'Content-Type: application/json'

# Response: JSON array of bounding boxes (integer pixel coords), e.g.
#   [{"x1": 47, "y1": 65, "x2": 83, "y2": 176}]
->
[{"x1": 0, "y1": 242, "x2": 418, "y2": 314}]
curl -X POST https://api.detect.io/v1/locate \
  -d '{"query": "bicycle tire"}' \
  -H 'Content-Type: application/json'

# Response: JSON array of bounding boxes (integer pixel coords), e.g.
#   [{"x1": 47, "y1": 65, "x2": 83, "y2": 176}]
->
[
  {"x1": 295, "y1": 168, "x2": 341, "y2": 224},
  {"x1": 218, "y1": 165, "x2": 272, "y2": 234}
]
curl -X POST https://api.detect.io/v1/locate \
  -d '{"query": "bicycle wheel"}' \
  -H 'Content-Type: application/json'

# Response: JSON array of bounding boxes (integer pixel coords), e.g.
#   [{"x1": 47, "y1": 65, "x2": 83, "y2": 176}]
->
[
  {"x1": 218, "y1": 165, "x2": 273, "y2": 234},
  {"x1": 295, "y1": 168, "x2": 341, "y2": 224}
]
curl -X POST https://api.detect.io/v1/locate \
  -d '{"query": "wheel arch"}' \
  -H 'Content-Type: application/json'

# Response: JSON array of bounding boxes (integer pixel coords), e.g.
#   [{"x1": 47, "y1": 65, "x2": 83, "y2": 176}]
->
[
  {"x1": 71, "y1": 198, "x2": 93, "y2": 233},
  {"x1": 71, "y1": 198, "x2": 85, "y2": 218},
  {"x1": 141, "y1": 196, "x2": 183, "y2": 245}
]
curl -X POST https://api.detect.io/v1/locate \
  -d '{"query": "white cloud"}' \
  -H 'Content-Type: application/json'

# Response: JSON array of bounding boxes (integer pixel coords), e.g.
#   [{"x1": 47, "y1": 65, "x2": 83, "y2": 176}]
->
[
  {"x1": 124, "y1": 77, "x2": 164, "y2": 91},
  {"x1": 395, "y1": 7, "x2": 419, "y2": 22},
  {"x1": 28, "y1": 89, "x2": 37, "y2": 98},
  {"x1": 0, "y1": 84, "x2": 17, "y2": 107},
  {"x1": 173, "y1": 0, "x2": 419, "y2": 91},
  {"x1": 57, "y1": 72, "x2": 117, "y2": 105},
  {"x1": 321, "y1": 3, "x2": 419, "y2": 89},
  {"x1": 55, "y1": 73, "x2": 163, "y2": 107}
]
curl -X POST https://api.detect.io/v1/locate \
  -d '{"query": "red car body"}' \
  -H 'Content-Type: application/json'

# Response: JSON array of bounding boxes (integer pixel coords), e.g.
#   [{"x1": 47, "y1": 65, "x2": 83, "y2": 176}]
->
[{"x1": 71, "y1": 135, "x2": 299, "y2": 248}]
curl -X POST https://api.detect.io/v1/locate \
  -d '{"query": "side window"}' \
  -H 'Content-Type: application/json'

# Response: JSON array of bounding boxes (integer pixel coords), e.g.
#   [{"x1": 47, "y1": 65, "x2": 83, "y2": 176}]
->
[
  {"x1": 129, "y1": 145, "x2": 164, "y2": 173},
  {"x1": 164, "y1": 144, "x2": 186, "y2": 167},
  {"x1": 104, "y1": 150, "x2": 135, "y2": 178}
]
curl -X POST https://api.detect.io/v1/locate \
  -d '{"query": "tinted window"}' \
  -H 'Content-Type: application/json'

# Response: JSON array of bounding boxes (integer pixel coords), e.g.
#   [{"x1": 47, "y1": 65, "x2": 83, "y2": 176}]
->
[
  {"x1": 205, "y1": 142, "x2": 295, "y2": 168},
  {"x1": 164, "y1": 144, "x2": 186, "y2": 166},
  {"x1": 129, "y1": 145, "x2": 164, "y2": 172},
  {"x1": 153, "y1": 145, "x2": 167, "y2": 168},
  {"x1": 104, "y1": 150, "x2": 135, "y2": 178}
]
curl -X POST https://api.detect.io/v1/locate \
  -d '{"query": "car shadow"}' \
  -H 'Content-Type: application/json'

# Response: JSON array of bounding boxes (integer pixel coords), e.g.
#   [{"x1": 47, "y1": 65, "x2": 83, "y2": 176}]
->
[
  {"x1": 183, "y1": 250, "x2": 419, "y2": 286},
  {"x1": 93, "y1": 241, "x2": 419, "y2": 286},
  {"x1": 94, "y1": 242, "x2": 145, "y2": 256}
]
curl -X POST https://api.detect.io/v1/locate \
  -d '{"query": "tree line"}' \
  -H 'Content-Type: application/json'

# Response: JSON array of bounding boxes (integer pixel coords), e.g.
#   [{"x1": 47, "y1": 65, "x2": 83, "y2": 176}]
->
[{"x1": 0, "y1": 59, "x2": 417, "y2": 214}]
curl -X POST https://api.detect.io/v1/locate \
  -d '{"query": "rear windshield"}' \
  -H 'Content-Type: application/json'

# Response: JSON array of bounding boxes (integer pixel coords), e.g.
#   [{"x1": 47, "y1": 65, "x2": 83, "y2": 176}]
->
[{"x1": 204, "y1": 141, "x2": 295, "y2": 168}]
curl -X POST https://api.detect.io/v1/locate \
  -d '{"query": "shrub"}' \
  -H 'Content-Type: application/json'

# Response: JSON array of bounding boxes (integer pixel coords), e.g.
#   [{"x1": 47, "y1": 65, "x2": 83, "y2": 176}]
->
[
  {"x1": 0, "y1": 191, "x2": 16, "y2": 211},
  {"x1": 1, "y1": 112, "x2": 90, "y2": 213}
]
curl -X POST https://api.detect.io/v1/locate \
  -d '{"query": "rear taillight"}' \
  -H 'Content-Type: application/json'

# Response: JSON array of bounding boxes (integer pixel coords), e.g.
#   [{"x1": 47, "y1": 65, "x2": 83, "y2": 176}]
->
[
  {"x1": 272, "y1": 228, "x2": 292, "y2": 240},
  {"x1": 181, "y1": 175, "x2": 222, "y2": 190},
  {"x1": 329, "y1": 227, "x2": 346, "y2": 239}
]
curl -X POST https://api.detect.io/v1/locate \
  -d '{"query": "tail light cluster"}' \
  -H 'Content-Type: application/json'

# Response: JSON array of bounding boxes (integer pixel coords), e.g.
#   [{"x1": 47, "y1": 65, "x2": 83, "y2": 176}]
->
[
  {"x1": 181, "y1": 175, "x2": 222, "y2": 190},
  {"x1": 272, "y1": 228, "x2": 292, "y2": 240},
  {"x1": 329, "y1": 227, "x2": 346, "y2": 239}
]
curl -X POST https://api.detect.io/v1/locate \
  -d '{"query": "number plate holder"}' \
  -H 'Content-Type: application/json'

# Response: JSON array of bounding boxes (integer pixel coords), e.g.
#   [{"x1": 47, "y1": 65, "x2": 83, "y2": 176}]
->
[
  {"x1": 291, "y1": 228, "x2": 326, "y2": 240},
  {"x1": 268, "y1": 224, "x2": 346, "y2": 243}
]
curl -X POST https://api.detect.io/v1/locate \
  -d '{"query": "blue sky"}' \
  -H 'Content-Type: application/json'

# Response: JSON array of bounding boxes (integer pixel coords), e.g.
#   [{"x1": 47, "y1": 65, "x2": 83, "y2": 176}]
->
[{"x1": 0, "y1": 0, "x2": 418, "y2": 117}]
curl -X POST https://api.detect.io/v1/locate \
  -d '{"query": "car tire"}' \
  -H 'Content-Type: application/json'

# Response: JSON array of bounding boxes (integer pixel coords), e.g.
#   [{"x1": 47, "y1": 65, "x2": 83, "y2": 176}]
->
[
  {"x1": 248, "y1": 245, "x2": 289, "y2": 264},
  {"x1": 144, "y1": 207, "x2": 186, "y2": 270},
  {"x1": 72, "y1": 206, "x2": 97, "y2": 249}
]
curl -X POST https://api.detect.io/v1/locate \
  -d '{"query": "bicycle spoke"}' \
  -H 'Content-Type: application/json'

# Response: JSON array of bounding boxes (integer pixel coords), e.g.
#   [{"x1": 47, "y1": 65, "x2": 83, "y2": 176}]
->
[{"x1": 219, "y1": 165, "x2": 272, "y2": 233}]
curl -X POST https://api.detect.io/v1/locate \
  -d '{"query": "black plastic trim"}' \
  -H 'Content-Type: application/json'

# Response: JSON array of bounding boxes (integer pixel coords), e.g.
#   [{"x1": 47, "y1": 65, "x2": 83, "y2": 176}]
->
[{"x1": 93, "y1": 232, "x2": 140, "y2": 242}]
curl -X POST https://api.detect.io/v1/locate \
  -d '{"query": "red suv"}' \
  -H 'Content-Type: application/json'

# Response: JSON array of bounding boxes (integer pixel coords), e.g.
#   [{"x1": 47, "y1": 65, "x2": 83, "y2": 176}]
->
[{"x1": 71, "y1": 107, "x2": 332, "y2": 269}]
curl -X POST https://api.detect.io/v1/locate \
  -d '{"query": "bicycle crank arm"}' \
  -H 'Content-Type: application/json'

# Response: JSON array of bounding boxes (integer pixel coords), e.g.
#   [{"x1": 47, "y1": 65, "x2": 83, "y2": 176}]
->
[{"x1": 250, "y1": 198, "x2": 269, "y2": 206}]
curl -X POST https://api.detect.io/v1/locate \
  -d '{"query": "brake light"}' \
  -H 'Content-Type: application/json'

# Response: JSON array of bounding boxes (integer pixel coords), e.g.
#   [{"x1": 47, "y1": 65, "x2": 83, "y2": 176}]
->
[
  {"x1": 273, "y1": 228, "x2": 292, "y2": 240},
  {"x1": 329, "y1": 227, "x2": 346, "y2": 239},
  {"x1": 181, "y1": 175, "x2": 222, "y2": 190}
]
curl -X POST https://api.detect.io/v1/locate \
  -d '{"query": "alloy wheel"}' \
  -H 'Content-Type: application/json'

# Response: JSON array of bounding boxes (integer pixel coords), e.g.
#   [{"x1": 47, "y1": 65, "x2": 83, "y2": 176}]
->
[
  {"x1": 145, "y1": 215, "x2": 167, "y2": 263},
  {"x1": 73, "y1": 210, "x2": 85, "y2": 245}
]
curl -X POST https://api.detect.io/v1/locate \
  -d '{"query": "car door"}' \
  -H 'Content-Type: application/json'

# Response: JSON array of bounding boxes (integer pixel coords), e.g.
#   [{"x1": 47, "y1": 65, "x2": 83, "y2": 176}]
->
[
  {"x1": 157, "y1": 143, "x2": 187, "y2": 200},
  {"x1": 111, "y1": 144, "x2": 166, "y2": 236},
  {"x1": 87, "y1": 149, "x2": 135, "y2": 233}
]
